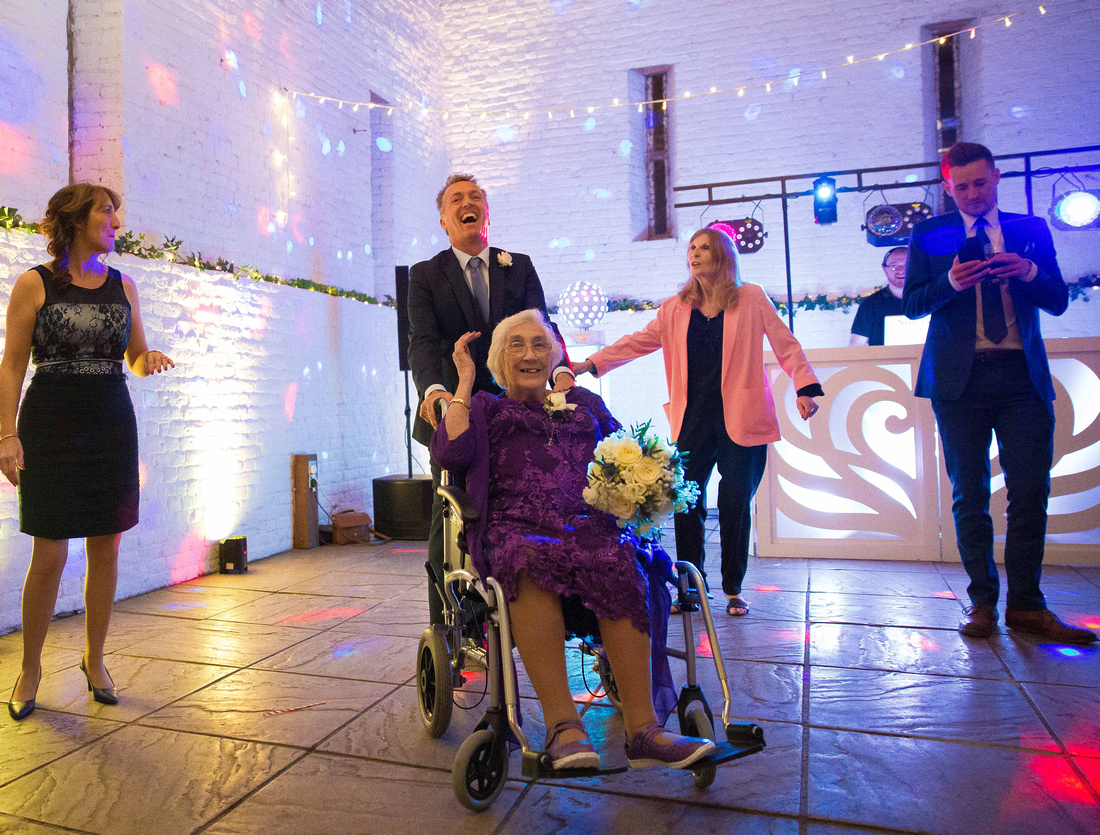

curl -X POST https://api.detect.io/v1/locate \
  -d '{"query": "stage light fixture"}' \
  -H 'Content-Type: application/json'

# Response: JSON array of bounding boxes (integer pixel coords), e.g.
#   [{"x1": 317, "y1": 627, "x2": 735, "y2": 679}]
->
[
  {"x1": 707, "y1": 219, "x2": 766, "y2": 254},
  {"x1": 863, "y1": 202, "x2": 933, "y2": 246},
  {"x1": 1049, "y1": 190, "x2": 1100, "y2": 230},
  {"x1": 813, "y1": 176, "x2": 837, "y2": 224}
]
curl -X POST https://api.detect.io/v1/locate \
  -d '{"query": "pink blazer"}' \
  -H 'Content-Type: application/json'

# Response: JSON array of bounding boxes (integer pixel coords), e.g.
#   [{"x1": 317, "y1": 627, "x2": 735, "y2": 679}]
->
[{"x1": 589, "y1": 285, "x2": 820, "y2": 446}]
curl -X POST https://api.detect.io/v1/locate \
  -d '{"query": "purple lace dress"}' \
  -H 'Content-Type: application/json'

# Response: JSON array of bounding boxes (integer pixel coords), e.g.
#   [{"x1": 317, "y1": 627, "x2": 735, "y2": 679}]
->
[{"x1": 481, "y1": 395, "x2": 650, "y2": 635}]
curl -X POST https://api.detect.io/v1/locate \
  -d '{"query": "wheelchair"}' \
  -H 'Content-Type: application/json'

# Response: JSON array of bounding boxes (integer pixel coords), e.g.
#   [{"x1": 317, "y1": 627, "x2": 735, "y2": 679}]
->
[{"x1": 415, "y1": 468, "x2": 767, "y2": 811}]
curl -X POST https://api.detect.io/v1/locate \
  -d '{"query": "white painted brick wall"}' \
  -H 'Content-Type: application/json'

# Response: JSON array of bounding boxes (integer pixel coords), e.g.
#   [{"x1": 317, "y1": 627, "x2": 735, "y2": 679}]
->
[
  {"x1": 438, "y1": 0, "x2": 1099, "y2": 319},
  {"x1": 0, "y1": 231, "x2": 426, "y2": 632},
  {"x1": 0, "y1": 0, "x2": 70, "y2": 218}
]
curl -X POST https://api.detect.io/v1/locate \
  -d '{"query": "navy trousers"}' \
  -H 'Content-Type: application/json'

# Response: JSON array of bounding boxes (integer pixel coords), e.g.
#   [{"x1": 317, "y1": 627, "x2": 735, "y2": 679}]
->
[
  {"x1": 674, "y1": 417, "x2": 768, "y2": 597},
  {"x1": 932, "y1": 352, "x2": 1054, "y2": 612}
]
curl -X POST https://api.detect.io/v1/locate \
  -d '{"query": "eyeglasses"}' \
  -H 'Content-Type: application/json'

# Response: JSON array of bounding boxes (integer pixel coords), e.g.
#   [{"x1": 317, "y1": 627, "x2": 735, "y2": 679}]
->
[
  {"x1": 883, "y1": 264, "x2": 907, "y2": 271},
  {"x1": 504, "y1": 340, "x2": 554, "y2": 356}
]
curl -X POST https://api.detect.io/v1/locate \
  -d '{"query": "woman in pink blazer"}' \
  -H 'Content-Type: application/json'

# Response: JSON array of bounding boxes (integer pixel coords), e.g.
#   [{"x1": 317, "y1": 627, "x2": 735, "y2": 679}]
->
[{"x1": 574, "y1": 228, "x2": 821, "y2": 616}]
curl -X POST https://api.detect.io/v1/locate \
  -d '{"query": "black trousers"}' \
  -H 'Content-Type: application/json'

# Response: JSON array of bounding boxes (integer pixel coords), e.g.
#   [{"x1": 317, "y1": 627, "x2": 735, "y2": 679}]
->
[
  {"x1": 932, "y1": 352, "x2": 1053, "y2": 611},
  {"x1": 674, "y1": 416, "x2": 768, "y2": 597}
]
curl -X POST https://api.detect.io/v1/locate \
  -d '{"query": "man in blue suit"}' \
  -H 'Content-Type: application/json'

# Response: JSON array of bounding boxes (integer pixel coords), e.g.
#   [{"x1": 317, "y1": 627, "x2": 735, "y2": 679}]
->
[{"x1": 904, "y1": 142, "x2": 1094, "y2": 644}]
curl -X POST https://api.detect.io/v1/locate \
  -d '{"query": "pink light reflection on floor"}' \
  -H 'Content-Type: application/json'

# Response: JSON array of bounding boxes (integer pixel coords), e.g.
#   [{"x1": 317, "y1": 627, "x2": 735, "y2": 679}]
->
[
  {"x1": 753, "y1": 585, "x2": 780, "y2": 592},
  {"x1": 695, "y1": 633, "x2": 713, "y2": 657},
  {"x1": 907, "y1": 633, "x2": 940, "y2": 651},
  {"x1": 931, "y1": 590, "x2": 958, "y2": 599},
  {"x1": 279, "y1": 606, "x2": 366, "y2": 624}
]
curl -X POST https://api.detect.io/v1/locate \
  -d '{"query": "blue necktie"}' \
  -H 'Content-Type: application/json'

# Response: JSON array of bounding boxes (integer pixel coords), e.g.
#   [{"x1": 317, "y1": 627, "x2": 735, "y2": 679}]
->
[
  {"x1": 468, "y1": 256, "x2": 489, "y2": 322},
  {"x1": 975, "y1": 217, "x2": 1006, "y2": 344}
]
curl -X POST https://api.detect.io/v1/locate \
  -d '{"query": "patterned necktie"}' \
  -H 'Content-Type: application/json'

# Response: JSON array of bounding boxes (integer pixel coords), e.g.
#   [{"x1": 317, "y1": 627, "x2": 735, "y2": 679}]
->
[
  {"x1": 975, "y1": 217, "x2": 1006, "y2": 344},
  {"x1": 468, "y1": 256, "x2": 489, "y2": 321}
]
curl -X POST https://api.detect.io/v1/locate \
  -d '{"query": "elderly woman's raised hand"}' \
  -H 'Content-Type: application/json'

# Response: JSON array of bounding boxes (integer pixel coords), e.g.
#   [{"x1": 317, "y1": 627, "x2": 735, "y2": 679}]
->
[
  {"x1": 452, "y1": 331, "x2": 481, "y2": 388},
  {"x1": 0, "y1": 436, "x2": 24, "y2": 486}
]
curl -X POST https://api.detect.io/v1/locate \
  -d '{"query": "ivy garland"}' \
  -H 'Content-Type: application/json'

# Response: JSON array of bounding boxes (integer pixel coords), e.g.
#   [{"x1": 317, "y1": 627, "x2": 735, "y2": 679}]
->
[
  {"x1": 0, "y1": 206, "x2": 394, "y2": 308},
  {"x1": 3, "y1": 206, "x2": 1095, "y2": 313}
]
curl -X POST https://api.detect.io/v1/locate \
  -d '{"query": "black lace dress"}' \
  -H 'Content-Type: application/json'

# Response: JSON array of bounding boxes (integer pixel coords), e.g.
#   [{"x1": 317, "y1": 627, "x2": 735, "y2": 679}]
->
[{"x1": 17, "y1": 265, "x2": 139, "y2": 538}]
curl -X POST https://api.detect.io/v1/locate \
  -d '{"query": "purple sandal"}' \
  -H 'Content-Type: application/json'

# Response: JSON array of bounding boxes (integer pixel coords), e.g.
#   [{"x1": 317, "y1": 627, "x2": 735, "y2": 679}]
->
[
  {"x1": 625, "y1": 723, "x2": 716, "y2": 769},
  {"x1": 545, "y1": 718, "x2": 600, "y2": 770}
]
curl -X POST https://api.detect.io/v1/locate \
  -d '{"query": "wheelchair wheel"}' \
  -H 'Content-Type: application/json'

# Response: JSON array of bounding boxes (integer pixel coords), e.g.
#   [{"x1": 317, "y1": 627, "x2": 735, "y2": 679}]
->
[
  {"x1": 682, "y1": 704, "x2": 717, "y2": 790},
  {"x1": 595, "y1": 653, "x2": 623, "y2": 714},
  {"x1": 416, "y1": 626, "x2": 453, "y2": 738},
  {"x1": 453, "y1": 728, "x2": 508, "y2": 811}
]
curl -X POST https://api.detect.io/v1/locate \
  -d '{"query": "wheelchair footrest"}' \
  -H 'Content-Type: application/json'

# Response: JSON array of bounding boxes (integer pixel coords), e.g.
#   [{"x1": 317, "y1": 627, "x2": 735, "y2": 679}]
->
[
  {"x1": 690, "y1": 723, "x2": 766, "y2": 769},
  {"x1": 521, "y1": 750, "x2": 627, "y2": 780}
]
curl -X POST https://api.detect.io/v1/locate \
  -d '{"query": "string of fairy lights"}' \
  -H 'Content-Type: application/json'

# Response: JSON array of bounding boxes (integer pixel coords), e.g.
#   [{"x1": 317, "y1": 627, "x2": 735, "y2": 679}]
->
[{"x1": 280, "y1": 2, "x2": 1055, "y2": 121}]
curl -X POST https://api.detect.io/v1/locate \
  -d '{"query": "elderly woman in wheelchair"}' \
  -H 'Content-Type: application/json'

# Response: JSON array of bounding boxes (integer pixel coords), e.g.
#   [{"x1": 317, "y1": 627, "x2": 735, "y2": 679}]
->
[{"x1": 430, "y1": 309, "x2": 715, "y2": 772}]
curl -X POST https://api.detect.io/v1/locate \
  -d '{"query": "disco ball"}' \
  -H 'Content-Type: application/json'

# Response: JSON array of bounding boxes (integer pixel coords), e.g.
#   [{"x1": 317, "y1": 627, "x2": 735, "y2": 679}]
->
[
  {"x1": 557, "y1": 281, "x2": 608, "y2": 330},
  {"x1": 866, "y1": 205, "x2": 904, "y2": 237}
]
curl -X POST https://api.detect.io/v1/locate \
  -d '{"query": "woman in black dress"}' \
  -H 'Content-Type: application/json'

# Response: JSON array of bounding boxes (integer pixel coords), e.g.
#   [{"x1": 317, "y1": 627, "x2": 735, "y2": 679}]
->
[{"x1": 1, "y1": 183, "x2": 174, "y2": 720}]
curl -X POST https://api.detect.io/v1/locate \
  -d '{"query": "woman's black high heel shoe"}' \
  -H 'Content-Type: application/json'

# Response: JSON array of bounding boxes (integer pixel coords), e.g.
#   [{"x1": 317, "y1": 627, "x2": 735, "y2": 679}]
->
[
  {"x1": 8, "y1": 673, "x2": 37, "y2": 721},
  {"x1": 80, "y1": 657, "x2": 118, "y2": 705}
]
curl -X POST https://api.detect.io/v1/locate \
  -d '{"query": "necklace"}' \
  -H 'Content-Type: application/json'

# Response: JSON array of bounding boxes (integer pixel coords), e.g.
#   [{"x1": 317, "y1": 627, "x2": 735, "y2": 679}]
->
[{"x1": 544, "y1": 413, "x2": 554, "y2": 446}]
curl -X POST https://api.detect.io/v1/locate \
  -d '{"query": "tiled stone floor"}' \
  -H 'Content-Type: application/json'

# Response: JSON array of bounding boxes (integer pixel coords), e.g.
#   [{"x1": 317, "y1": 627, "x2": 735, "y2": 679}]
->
[{"x1": 1, "y1": 529, "x2": 1099, "y2": 835}]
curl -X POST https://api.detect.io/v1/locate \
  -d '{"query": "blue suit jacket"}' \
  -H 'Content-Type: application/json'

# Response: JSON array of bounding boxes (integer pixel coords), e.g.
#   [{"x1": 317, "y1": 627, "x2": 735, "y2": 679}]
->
[{"x1": 902, "y1": 210, "x2": 1068, "y2": 403}]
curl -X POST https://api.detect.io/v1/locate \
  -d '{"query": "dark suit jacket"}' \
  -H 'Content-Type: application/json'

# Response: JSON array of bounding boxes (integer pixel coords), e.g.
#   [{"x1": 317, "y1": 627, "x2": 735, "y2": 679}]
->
[
  {"x1": 903, "y1": 210, "x2": 1068, "y2": 403},
  {"x1": 407, "y1": 247, "x2": 555, "y2": 446}
]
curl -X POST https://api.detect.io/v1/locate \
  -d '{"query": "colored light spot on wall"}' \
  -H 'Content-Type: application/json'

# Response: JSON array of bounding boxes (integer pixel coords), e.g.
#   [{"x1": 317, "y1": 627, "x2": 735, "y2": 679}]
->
[
  {"x1": 346, "y1": 250, "x2": 353, "y2": 260},
  {"x1": 286, "y1": 240, "x2": 293, "y2": 253},
  {"x1": 618, "y1": 139, "x2": 633, "y2": 157},
  {"x1": 496, "y1": 124, "x2": 515, "y2": 143},
  {"x1": 295, "y1": 98, "x2": 306, "y2": 118},
  {"x1": 284, "y1": 382, "x2": 298, "y2": 421},
  {"x1": 337, "y1": 250, "x2": 343, "y2": 259},
  {"x1": 303, "y1": 366, "x2": 310, "y2": 377},
  {"x1": 321, "y1": 137, "x2": 331, "y2": 155},
  {"x1": 337, "y1": 139, "x2": 345, "y2": 155},
  {"x1": 584, "y1": 250, "x2": 595, "y2": 261},
  {"x1": 309, "y1": 236, "x2": 315, "y2": 246},
  {"x1": 889, "y1": 64, "x2": 906, "y2": 80},
  {"x1": 430, "y1": 234, "x2": 438, "y2": 245},
  {"x1": 256, "y1": 205, "x2": 271, "y2": 236},
  {"x1": 905, "y1": 174, "x2": 919, "y2": 183},
  {"x1": 584, "y1": 116, "x2": 596, "y2": 131},
  {"x1": 291, "y1": 213, "x2": 305, "y2": 244},
  {"x1": 170, "y1": 530, "x2": 210, "y2": 584},
  {"x1": 238, "y1": 80, "x2": 247, "y2": 99},
  {"x1": 321, "y1": 451, "x2": 329, "y2": 460},
  {"x1": 317, "y1": 361, "x2": 323, "y2": 371},
  {"x1": 221, "y1": 49, "x2": 237, "y2": 70},
  {"x1": 316, "y1": 4, "x2": 323, "y2": 25},
  {"x1": 592, "y1": 188, "x2": 612, "y2": 199},
  {"x1": 376, "y1": 136, "x2": 392, "y2": 152},
  {"x1": 243, "y1": 11, "x2": 261, "y2": 39},
  {"x1": 1011, "y1": 104, "x2": 1034, "y2": 119},
  {"x1": 744, "y1": 104, "x2": 762, "y2": 121},
  {"x1": 363, "y1": 243, "x2": 371, "y2": 255},
  {"x1": 267, "y1": 221, "x2": 276, "y2": 235},
  {"x1": 146, "y1": 63, "x2": 178, "y2": 105},
  {"x1": 411, "y1": 237, "x2": 418, "y2": 247}
]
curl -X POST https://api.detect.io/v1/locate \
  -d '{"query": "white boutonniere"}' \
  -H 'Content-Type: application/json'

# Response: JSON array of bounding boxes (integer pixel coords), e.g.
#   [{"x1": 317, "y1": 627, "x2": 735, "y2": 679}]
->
[
  {"x1": 544, "y1": 391, "x2": 577, "y2": 418},
  {"x1": 497, "y1": 251, "x2": 513, "y2": 268}
]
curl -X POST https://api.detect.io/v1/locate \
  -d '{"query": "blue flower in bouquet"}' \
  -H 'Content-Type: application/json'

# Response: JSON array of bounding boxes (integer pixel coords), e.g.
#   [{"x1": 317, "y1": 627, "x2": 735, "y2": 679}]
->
[{"x1": 583, "y1": 421, "x2": 700, "y2": 537}]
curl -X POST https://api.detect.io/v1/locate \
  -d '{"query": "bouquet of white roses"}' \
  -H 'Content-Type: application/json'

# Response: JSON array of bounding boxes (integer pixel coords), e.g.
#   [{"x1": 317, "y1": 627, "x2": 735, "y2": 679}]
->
[{"x1": 582, "y1": 421, "x2": 700, "y2": 537}]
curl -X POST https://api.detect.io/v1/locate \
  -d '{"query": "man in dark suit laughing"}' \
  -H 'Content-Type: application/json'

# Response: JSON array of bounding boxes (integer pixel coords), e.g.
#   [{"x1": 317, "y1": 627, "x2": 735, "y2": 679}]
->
[
  {"x1": 904, "y1": 142, "x2": 1094, "y2": 644},
  {"x1": 408, "y1": 173, "x2": 572, "y2": 624}
]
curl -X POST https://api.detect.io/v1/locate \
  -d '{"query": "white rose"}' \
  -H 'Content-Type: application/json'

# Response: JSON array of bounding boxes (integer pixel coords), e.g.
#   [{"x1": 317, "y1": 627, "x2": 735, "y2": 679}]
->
[
  {"x1": 615, "y1": 438, "x2": 643, "y2": 466},
  {"x1": 608, "y1": 490, "x2": 636, "y2": 520},
  {"x1": 596, "y1": 438, "x2": 618, "y2": 463},
  {"x1": 497, "y1": 251, "x2": 513, "y2": 267},
  {"x1": 634, "y1": 457, "x2": 663, "y2": 485}
]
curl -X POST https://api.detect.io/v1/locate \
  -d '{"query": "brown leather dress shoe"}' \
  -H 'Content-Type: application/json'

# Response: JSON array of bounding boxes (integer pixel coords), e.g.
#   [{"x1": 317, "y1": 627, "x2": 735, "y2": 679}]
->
[
  {"x1": 958, "y1": 604, "x2": 997, "y2": 638},
  {"x1": 1005, "y1": 609, "x2": 1099, "y2": 645}
]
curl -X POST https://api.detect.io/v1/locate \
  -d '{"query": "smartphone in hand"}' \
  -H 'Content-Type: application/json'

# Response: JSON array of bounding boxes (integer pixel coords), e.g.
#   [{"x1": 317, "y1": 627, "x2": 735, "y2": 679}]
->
[{"x1": 956, "y1": 235, "x2": 988, "y2": 264}]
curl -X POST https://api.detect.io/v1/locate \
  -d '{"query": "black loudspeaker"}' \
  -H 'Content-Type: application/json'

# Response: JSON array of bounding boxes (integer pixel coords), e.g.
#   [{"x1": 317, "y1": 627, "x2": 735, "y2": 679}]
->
[
  {"x1": 395, "y1": 265, "x2": 410, "y2": 371},
  {"x1": 219, "y1": 535, "x2": 248, "y2": 574},
  {"x1": 372, "y1": 474, "x2": 433, "y2": 540}
]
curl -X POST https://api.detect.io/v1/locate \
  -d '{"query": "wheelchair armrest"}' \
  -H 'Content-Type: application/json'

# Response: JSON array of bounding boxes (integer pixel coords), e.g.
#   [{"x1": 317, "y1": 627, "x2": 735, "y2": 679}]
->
[{"x1": 438, "y1": 485, "x2": 480, "y2": 523}]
